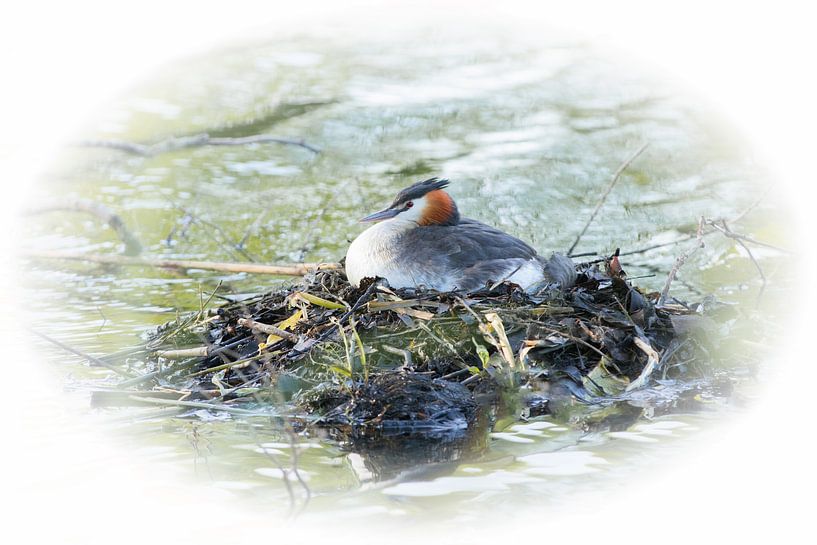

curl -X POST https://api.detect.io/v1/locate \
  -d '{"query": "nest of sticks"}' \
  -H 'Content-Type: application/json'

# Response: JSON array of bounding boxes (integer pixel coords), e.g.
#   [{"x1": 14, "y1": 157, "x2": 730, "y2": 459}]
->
[{"x1": 90, "y1": 251, "x2": 724, "y2": 434}]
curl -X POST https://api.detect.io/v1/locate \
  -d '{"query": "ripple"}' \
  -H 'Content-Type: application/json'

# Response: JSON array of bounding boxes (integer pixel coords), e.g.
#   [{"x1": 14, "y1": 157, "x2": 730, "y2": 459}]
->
[
  {"x1": 211, "y1": 480, "x2": 260, "y2": 491},
  {"x1": 490, "y1": 432, "x2": 536, "y2": 444},
  {"x1": 519, "y1": 450, "x2": 610, "y2": 476},
  {"x1": 608, "y1": 431, "x2": 660, "y2": 443},
  {"x1": 254, "y1": 467, "x2": 312, "y2": 481},
  {"x1": 382, "y1": 470, "x2": 534, "y2": 497},
  {"x1": 226, "y1": 161, "x2": 301, "y2": 176}
]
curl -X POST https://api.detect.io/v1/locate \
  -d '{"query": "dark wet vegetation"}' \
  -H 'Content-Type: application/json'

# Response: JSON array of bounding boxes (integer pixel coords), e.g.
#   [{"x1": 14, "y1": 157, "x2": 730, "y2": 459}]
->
[{"x1": 83, "y1": 250, "x2": 741, "y2": 471}]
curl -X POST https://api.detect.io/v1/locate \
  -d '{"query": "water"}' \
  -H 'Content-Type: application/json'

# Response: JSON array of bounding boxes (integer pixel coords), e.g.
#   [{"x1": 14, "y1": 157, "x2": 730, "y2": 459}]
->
[{"x1": 19, "y1": 30, "x2": 791, "y2": 522}]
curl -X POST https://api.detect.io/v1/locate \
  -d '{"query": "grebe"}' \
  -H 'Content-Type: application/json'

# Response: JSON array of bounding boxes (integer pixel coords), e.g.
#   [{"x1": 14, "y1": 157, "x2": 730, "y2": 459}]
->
[{"x1": 345, "y1": 178, "x2": 575, "y2": 292}]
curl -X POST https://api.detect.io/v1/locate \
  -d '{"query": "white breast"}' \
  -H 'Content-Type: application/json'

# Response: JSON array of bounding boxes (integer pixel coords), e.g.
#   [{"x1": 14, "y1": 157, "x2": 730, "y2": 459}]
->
[{"x1": 345, "y1": 221, "x2": 407, "y2": 288}]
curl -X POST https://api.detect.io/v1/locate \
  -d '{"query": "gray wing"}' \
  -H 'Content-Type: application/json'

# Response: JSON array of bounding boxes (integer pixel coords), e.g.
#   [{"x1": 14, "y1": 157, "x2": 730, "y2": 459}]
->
[
  {"x1": 399, "y1": 218, "x2": 538, "y2": 263},
  {"x1": 396, "y1": 218, "x2": 576, "y2": 291},
  {"x1": 396, "y1": 218, "x2": 541, "y2": 290}
]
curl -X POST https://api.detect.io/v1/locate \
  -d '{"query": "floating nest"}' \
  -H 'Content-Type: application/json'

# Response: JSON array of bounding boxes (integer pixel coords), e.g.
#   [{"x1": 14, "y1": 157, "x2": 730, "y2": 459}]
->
[{"x1": 93, "y1": 252, "x2": 729, "y2": 435}]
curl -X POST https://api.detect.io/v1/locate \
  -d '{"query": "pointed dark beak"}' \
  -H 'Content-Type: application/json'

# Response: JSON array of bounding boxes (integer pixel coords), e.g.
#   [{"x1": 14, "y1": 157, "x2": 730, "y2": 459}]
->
[{"x1": 359, "y1": 207, "x2": 400, "y2": 223}]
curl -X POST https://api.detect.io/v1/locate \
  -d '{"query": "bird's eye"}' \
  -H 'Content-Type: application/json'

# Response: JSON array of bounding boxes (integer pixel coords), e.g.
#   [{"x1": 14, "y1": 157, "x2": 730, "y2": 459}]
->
[{"x1": 405, "y1": 201, "x2": 414, "y2": 208}]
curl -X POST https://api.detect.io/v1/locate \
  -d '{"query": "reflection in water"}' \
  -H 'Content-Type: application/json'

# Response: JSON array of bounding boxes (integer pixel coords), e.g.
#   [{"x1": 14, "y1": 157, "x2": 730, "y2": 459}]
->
[{"x1": 333, "y1": 410, "x2": 492, "y2": 484}]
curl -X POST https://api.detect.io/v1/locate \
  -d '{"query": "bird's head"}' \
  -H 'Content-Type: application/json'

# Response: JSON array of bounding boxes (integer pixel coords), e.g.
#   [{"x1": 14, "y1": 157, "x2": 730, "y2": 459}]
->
[{"x1": 359, "y1": 177, "x2": 460, "y2": 226}]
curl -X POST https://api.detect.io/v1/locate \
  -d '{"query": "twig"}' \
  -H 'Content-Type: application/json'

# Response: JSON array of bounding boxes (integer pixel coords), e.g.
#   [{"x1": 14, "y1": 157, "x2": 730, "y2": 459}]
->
[
  {"x1": 78, "y1": 132, "x2": 320, "y2": 156},
  {"x1": 285, "y1": 425, "x2": 312, "y2": 516},
  {"x1": 620, "y1": 235, "x2": 697, "y2": 258},
  {"x1": 711, "y1": 219, "x2": 767, "y2": 305},
  {"x1": 90, "y1": 389, "x2": 195, "y2": 408},
  {"x1": 626, "y1": 336, "x2": 662, "y2": 391},
  {"x1": 637, "y1": 263, "x2": 705, "y2": 297},
  {"x1": 173, "y1": 204, "x2": 260, "y2": 262},
  {"x1": 166, "y1": 212, "x2": 194, "y2": 246},
  {"x1": 735, "y1": 239, "x2": 766, "y2": 304},
  {"x1": 525, "y1": 325, "x2": 608, "y2": 360},
  {"x1": 237, "y1": 209, "x2": 269, "y2": 250},
  {"x1": 381, "y1": 344, "x2": 413, "y2": 367},
  {"x1": 116, "y1": 353, "x2": 208, "y2": 387},
  {"x1": 575, "y1": 236, "x2": 697, "y2": 266},
  {"x1": 116, "y1": 370, "x2": 161, "y2": 388},
  {"x1": 32, "y1": 330, "x2": 133, "y2": 377},
  {"x1": 96, "y1": 306, "x2": 108, "y2": 334},
  {"x1": 295, "y1": 192, "x2": 337, "y2": 262},
  {"x1": 255, "y1": 432, "x2": 297, "y2": 516},
  {"x1": 80, "y1": 139, "x2": 151, "y2": 155},
  {"x1": 238, "y1": 318, "x2": 299, "y2": 342},
  {"x1": 24, "y1": 249, "x2": 341, "y2": 276},
  {"x1": 461, "y1": 374, "x2": 481, "y2": 386},
  {"x1": 729, "y1": 187, "x2": 770, "y2": 224},
  {"x1": 657, "y1": 216, "x2": 705, "y2": 307},
  {"x1": 186, "y1": 353, "x2": 263, "y2": 378},
  {"x1": 417, "y1": 322, "x2": 459, "y2": 356},
  {"x1": 233, "y1": 362, "x2": 312, "y2": 516},
  {"x1": 126, "y1": 395, "x2": 279, "y2": 416},
  {"x1": 440, "y1": 368, "x2": 471, "y2": 380},
  {"x1": 706, "y1": 219, "x2": 791, "y2": 254},
  {"x1": 578, "y1": 188, "x2": 780, "y2": 264},
  {"x1": 156, "y1": 347, "x2": 209, "y2": 359},
  {"x1": 567, "y1": 143, "x2": 649, "y2": 256},
  {"x1": 24, "y1": 198, "x2": 142, "y2": 256},
  {"x1": 196, "y1": 280, "x2": 223, "y2": 321}
]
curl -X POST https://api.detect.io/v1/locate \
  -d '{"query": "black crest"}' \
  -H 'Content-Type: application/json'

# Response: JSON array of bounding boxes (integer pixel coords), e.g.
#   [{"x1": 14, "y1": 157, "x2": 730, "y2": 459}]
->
[{"x1": 391, "y1": 177, "x2": 450, "y2": 208}]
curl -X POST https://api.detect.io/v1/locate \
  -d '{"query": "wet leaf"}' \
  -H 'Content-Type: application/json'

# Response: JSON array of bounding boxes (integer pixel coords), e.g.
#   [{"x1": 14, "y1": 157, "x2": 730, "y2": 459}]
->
[
  {"x1": 582, "y1": 356, "x2": 630, "y2": 396},
  {"x1": 329, "y1": 365, "x2": 352, "y2": 378},
  {"x1": 293, "y1": 291, "x2": 346, "y2": 310},
  {"x1": 481, "y1": 312, "x2": 517, "y2": 370},
  {"x1": 472, "y1": 337, "x2": 490, "y2": 368},
  {"x1": 351, "y1": 319, "x2": 368, "y2": 383},
  {"x1": 606, "y1": 248, "x2": 626, "y2": 278}
]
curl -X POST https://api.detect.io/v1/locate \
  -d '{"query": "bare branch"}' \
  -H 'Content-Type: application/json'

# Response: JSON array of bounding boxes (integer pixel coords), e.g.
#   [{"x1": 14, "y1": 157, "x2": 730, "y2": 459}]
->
[
  {"x1": 32, "y1": 330, "x2": 133, "y2": 377},
  {"x1": 712, "y1": 219, "x2": 768, "y2": 305},
  {"x1": 237, "y1": 318, "x2": 299, "y2": 343},
  {"x1": 567, "y1": 143, "x2": 649, "y2": 256},
  {"x1": 77, "y1": 132, "x2": 320, "y2": 156},
  {"x1": 78, "y1": 139, "x2": 151, "y2": 155},
  {"x1": 729, "y1": 187, "x2": 771, "y2": 224},
  {"x1": 172, "y1": 204, "x2": 260, "y2": 262},
  {"x1": 657, "y1": 216, "x2": 706, "y2": 307},
  {"x1": 706, "y1": 219, "x2": 791, "y2": 254},
  {"x1": 626, "y1": 336, "x2": 662, "y2": 391},
  {"x1": 237, "y1": 209, "x2": 269, "y2": 250},
  {"x1": 156, "y1": 347, "x2": 209, "y2": 359},
  {"x1": 24, "y1": 249, "x2": 341, "y2": 276},
  {"x1": 24, "y1": 198, "x2": 142, "y2": 256}
]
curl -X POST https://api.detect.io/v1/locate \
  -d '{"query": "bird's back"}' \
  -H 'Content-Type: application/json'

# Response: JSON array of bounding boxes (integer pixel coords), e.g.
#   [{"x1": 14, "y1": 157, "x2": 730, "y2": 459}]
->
[{"x1": 394, "y1": 218, "x2": 552, "y2": 291}]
